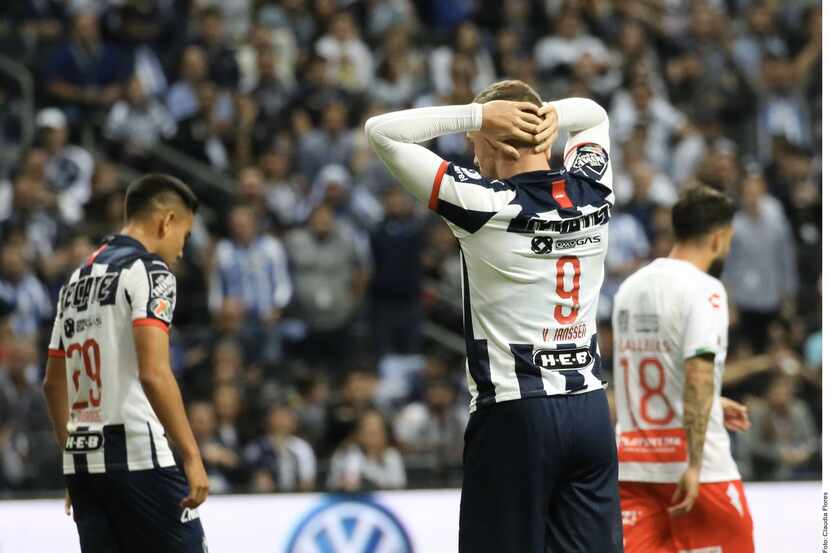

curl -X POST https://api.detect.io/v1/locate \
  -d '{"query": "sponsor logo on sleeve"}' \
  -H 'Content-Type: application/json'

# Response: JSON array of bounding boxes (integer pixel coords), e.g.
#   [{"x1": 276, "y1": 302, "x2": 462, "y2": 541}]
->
[
  {"x1": 150, "y1": 297, "x2": 174, "y2": 323},
  {"x1": 571, "y1": 144, "x2": 609, "y2": 180},
  {"x1": 149, "y1": 271, "x2": 176, "y2": 299}
]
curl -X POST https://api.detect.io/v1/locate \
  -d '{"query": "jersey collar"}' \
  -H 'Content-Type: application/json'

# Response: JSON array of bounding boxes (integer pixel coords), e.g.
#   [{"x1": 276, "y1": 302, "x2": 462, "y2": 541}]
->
[{"x1": 104, "y1": 234, "x2": 149, "y2": 253}]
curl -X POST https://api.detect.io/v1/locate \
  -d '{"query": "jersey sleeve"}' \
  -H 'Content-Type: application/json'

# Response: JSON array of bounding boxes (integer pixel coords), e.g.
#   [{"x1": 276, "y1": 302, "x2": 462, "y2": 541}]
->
[
  {"x1": 124, "y1": 257, "x2": 177, "y2": 332},
  {"x1": 429, "y1": 161, "x2": 515, "y2": 236},
  {"x1": 47, "y1": 285, "x2": 66, "y2": 357},
  {"x1": 550, "y1": 98, "x2": 613, "y2": 194},
  {"x1": 682, "y1": 283, "x2": 728, "y2": 360}
]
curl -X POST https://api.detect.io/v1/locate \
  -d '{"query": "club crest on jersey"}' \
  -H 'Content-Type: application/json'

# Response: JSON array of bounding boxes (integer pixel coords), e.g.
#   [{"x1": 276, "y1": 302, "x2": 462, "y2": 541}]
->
[
  {"x1": 149, "y1": 271, "x2": 176, "y2": 299},
  {"x1": 452, "y1": 165, "x2": 482, "y2": 182},
  {"x1": 533, "y1": 347, "x2": 594, "y2": 370},
  {"x1": 65, "y1": 431, "x2": 104, "y2": 452},
  {"x1": 150, "y1": 298, "x2": 174, "y2": 322},
  {"x1": 571, "y1": 144, "x2": 609, "y2": 180}
]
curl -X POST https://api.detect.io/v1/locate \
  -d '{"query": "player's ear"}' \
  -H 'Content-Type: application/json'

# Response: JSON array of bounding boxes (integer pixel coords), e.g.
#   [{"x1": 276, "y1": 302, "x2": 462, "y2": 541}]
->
[{"x1": 159, "y1": 210, "x2": 175, "y2": 238}]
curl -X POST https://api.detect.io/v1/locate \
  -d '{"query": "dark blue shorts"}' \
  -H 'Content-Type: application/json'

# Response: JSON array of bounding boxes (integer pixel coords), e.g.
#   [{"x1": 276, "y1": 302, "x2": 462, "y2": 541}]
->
[
  {"x1": 459, "y1": 390, "x2": 623, "y2": 553},
  {"x1": 65, "y1": 466, "x2": 207, "y2": 553}
]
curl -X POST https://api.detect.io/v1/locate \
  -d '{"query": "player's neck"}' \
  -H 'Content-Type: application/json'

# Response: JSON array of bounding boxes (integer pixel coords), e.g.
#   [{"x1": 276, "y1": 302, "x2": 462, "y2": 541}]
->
[
  {"x1": 667, "y1": 245, "x2": 712, "y2": 274},
  {"x1": 120, "y1": 223, "x2": 158, "y2": 255},
  {"x1": 495, "y1": 152, "x2": 551, "y2": 180}
]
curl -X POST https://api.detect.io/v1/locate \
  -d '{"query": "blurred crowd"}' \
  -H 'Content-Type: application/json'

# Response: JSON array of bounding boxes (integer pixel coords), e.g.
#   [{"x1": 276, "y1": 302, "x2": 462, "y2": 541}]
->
[{"x1": 0, "y1": 0, "x2": 821, "y2": 495}]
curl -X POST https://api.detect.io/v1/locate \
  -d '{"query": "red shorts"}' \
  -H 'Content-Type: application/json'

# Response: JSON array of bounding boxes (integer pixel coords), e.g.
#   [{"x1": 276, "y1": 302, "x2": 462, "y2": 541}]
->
[{"x1": 619, "y1": 480, "x2": 754, "y2": 553}]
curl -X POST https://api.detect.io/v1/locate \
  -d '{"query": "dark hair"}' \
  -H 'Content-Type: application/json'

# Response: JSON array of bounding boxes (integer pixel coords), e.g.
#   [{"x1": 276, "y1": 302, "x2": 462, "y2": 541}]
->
[
  {"x1": 124, "y1": 174, "x2": 198, "y2": 220},
  {"x1": 671, "y1": 186, "x2": 736, "y2": 242}
]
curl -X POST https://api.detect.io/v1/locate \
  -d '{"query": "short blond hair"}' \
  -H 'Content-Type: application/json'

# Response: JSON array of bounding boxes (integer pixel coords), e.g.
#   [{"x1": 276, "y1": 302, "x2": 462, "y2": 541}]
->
[{"x1": 473, "y1": 79, "x2": 543, "y2": 107}]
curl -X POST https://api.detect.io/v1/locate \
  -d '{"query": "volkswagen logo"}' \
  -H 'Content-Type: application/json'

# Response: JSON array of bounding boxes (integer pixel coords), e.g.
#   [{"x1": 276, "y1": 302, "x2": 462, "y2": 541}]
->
[{"x1": 285, "y1": 496, "x2": 413, "y2": 553}]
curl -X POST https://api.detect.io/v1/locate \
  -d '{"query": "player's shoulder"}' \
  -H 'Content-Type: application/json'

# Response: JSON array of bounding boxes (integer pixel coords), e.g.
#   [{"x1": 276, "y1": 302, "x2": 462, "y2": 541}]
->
[{"x1": 445, "y1": 162, "x2": 513, "y2": 191}]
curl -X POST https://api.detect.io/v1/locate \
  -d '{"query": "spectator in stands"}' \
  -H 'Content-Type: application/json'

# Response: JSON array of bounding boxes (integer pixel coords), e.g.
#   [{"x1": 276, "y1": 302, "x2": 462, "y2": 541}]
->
[
  {"x1": 190, "y1": 6, "x2": 241, "y2": 90},
  {"x1": 297, "y1": 99, "x2": 354, "y2": 182},
  {"x1": 743, "y1": 375, "x2": 819, "y2": 480},
  {"x1": 370, "y1": 187, "x2": 425, "y2": 356},
  {"x1": 722, "y1": 172, "x2": 798, "y2": 353},
  {"x1": 534, "y1": 8, "x2": 609, "y2": 82},
  {"x1": 600, "y1": 212, "x2": 649, "y2": 321},
  {"x1": 261, "y1": 143, "x2": 309, "y2": 228},
  {"x1": 188, "y1": 401, "x2": 239, "y2": 494},
  {"x1": 0, "y1": 153, "x2": 62, "y2": 262},
  {"x1": 315, "y1": 11, "x2": 373, "y2": 93},
  {"x1": 328, "y1": 409, "x2": 406, "y2": 491},
  {"x1": 170, "y1": 81, "x2": 231, "y2": 170},
  {"x1": 104, "y1": 76, "x2": 176, "y2": 167},
  {"x1": 244, "y1": 403, "x2": 316, "y2": 492},
  {"x1": 36, "y1": 108, "x2": 94, "y2": 224},
  {"x1": 430, "y1": 21, "x2": 495, "y2": 96},
  {"x1": 213, "y1": 384, "x2": 244, "y2": 450},
  {"x1": 323, "y1": 368, "x2": 379, "y2": 456},
  {"x1": 167, "y1": 45, "x2": 229, "y2": 124},
  {"x1": 0, "y1": 240, "x2": 51, "y2": 337},
  {"x1": 394, "y1": 377, "x2": 466, "y2": 483},
  {"x1": 0, "y1": 337, "x2": 56, "y2": 489},
  {"x1": 285, "y1": 204, "x2": 370, "y2": 365},
  {"x1": 44, "y1": 10, "x2": 129, "y2": 122},
  {"x1": 209, "y1": 204, "x2": 292, "y2": 364}
]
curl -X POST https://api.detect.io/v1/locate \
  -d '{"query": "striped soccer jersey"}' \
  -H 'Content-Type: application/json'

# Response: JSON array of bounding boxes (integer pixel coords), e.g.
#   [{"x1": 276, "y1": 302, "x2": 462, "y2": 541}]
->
[
  {"x1": 47, "y1": 234, "x2": 178, "y2": 474},
  {"x1": 429, "y1": 132, "x2": 614, "y2": 411}
]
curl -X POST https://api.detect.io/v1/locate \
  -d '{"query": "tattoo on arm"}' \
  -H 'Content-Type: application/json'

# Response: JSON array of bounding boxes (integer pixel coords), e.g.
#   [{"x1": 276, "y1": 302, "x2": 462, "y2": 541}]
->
[{"x1": 683, "y1": 356, "x2": 715, "y2": 468}]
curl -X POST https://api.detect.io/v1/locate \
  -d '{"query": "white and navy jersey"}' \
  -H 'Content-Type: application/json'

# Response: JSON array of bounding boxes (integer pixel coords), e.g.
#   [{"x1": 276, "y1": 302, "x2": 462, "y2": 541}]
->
[
  {"x1": 47, "y1": 234, "x2": 178, "y2": 474},
  {"x1": 431, "y1": 141, "x2": 613, "y2": 410},
  {"x1": 613, "y1": 258, "x2": 741, "y2": 483},
  {"x1": 365, "y1": 98, "x2": 614, "y2": 411}
]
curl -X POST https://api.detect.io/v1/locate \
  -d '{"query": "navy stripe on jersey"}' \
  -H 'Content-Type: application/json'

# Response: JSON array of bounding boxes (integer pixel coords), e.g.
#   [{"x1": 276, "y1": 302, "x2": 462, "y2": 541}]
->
[
  {"x1": 436, "y1": 200, "x2": 498, "y2": 234},
  {"x1": 506, "y1": 170, "x2": 613, "y2": 234},
  {"x1": 103, "y1": 424, "x2": 128, "y2": 468},
  {"x1": 462, "y1": 254, "x2": 496, "y2": 407},
  {"x1": 509, "y1": 343, "x2": 543, "y2": 397},
  {"x1": 73, "y1": 425, "x2": 90, "y2": 474},
  {"x1": 147, "y1": 423, "x2": 160, "y2": 468}
]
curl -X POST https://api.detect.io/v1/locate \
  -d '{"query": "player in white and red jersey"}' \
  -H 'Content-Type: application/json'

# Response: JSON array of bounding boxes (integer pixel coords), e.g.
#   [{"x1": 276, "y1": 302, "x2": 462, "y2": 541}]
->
[
  {"x1": 613, "y1": 186, "x2": 754, "y2": 553},
  {"x1": 42, "y1": 174, "x2": 209, "y2": 553},
  {"x1": 367, "y1": 80, "x2": 622, "y2": 552}
]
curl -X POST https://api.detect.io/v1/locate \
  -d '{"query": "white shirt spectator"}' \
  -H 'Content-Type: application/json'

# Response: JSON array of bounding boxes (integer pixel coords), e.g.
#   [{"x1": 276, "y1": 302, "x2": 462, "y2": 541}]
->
[{"x1": 327, "y1": 444, "x2": 406, "y2": 490}]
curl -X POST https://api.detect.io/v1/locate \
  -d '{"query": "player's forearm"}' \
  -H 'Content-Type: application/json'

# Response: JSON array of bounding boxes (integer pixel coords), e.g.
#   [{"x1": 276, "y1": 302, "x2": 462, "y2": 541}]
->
[
  {"x1": 140, "y1": 370, "x2": 201, "y2": 461},
  {"x1": 682, "y1": 357, "x2": 715, "y2": 469},
  {"x1": 549, "y1": 98, "x2": 608, "y2": 134},
  {"x1": 365, "y1": 104, "x2": 481, "y2": 203}
]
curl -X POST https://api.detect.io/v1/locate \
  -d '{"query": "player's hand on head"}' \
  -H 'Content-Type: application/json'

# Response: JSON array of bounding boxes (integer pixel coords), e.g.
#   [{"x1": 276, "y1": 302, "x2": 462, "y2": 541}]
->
[
  {"x1": 668, "y1": 466, "x2": 701, "y2": 516},
  {"x1": 720, "y1": 396, "x2": 751, "y2": 432},
  {"x1": 180, "y1": 456, "x2": 210, "y2": 508},
  {"x1": 533, "y1": 103, "x2": 559, "y2": 154},
  {"x1": 480, "y1": 100, "x2": 542, "y2": 156}
]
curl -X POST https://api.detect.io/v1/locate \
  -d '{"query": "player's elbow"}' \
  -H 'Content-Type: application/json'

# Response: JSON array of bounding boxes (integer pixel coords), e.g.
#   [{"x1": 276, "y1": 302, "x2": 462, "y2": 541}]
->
[
  {"x1": 138, "y1": 365, "x2": 168, "y2": 391},
  {"x1": 364, "y1": 116, "x2": 381, "y2": 145}
]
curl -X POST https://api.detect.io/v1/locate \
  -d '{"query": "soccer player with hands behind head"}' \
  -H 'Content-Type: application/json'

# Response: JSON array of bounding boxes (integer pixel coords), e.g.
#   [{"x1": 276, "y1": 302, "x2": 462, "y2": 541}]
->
[{"x1": 367, "y1": 82, "x2": 622, "y2": 552}]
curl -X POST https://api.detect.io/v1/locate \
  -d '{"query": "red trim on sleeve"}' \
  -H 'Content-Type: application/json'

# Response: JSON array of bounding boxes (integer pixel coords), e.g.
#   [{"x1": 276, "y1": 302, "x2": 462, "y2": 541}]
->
[
  {"x1": 428, "y1": 160, "x2": 450, "y2": 211},
  {"x1": 563, "y1": 141, "x2": 595, "y2": 162},
  {"x1": 132, "y1": 318, "x2": 170, "y2": 333},
  {"x1": 47, "y1": 348, "x2": 65, "y2": 358},
  {"x1": 551, "y1": 179, "x2": 573, "y2": 208}
]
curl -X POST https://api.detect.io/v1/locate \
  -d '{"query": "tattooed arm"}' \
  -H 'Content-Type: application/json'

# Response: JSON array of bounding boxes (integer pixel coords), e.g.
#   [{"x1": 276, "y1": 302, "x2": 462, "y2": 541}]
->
[{"x1": 669, "y1": 355, "x2": 715, "y2": 516}]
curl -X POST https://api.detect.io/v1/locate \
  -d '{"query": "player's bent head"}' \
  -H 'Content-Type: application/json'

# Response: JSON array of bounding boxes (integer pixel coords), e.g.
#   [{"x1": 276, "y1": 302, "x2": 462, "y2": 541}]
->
[
  {"x1": 125, "y1": 173, "x2": 199, "y2": 220},
  {"x1": 124, "y1": 174, "x2": 198, "y2": 263},
  {"x1": 671, "y1": 186, "x2": 736, "y2": 271},
  {"x1": 671, "y1": 186, "x2": 736, "y2": 243}
]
